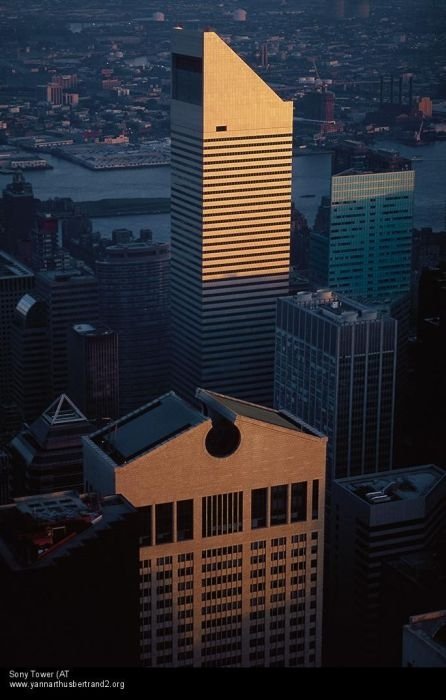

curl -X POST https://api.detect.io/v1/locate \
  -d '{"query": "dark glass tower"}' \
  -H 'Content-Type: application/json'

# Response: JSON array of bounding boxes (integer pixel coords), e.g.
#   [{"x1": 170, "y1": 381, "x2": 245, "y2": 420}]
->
[
  {"x1": 36, "y1": 268, "x2": 99, "y2": 398},
  {"x1": 68, "y1": 323, "x2": 119, "y2": 425},
  {"x1": 275, "y1": 290, "x2": 397, "y2": 482},
  {"x1": 96, "y1": 242, "x2": 170, "y2": 416},
  {"x1": 11, "y1": 294, "x2": 51, "y2": 424},
  {"x1": 2, "y1": 172, "x2": 36, "y2": 262},
  {"x1": 0, "y1": 252, "x2": 34, "y2": 446}
]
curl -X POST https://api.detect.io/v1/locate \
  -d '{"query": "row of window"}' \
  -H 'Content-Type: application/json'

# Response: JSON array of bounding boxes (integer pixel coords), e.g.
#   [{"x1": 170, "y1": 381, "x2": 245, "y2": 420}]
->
[
  {"x1": 139, "y1": 483, "x2": 319, "y2": 547},
  {"x1": 139, "y1": 500, "x2": 193, "y2": 546},
  {"x1": 252, "y1": 481, "x2": 319, "y2": 529},
  {"x1": 202, "y1": 491, "x2": 243, "y2": 537}
]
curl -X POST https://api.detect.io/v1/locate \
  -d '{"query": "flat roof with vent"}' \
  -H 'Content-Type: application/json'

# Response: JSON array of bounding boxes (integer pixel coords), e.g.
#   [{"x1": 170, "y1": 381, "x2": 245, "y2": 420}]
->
[
  {"x1": 286, "y1": 290, "x2": 389, "y2": 324},
  {"x1": 337, "y1": 465, "x2": 444, "y2": 504}
]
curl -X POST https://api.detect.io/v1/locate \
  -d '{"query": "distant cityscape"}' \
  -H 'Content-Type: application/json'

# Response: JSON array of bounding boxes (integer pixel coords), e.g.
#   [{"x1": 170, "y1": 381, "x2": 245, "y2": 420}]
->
[{"x1": 0, "y1": 0, "x2": 446, "y2": 676}]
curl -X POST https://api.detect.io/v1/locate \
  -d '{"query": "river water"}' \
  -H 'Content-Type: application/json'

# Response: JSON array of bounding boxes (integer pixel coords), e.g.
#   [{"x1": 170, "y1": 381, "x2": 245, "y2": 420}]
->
[{"x1": 0, "y1": 141, "x2": 444, "y2": 242}]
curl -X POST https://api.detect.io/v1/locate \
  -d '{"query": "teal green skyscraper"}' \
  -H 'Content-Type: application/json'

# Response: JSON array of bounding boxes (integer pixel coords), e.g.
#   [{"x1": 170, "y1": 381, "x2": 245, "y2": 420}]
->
[{"x1": 310, "y1": 151, "x2": 414, "y2": 301}]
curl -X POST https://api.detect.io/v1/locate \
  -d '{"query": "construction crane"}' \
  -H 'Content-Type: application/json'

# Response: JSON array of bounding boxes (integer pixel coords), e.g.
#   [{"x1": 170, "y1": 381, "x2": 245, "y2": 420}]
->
[
  {"x1": 310, "y1": 57, "x2": 321, "y2": 82},
  {"x1": 414, "y1": 115, "x2": 425, "y2": 144}
]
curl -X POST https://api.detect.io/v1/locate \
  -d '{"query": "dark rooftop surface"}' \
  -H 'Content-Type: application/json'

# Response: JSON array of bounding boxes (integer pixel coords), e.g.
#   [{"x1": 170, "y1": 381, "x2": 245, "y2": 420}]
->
[
  {"x1": 407, "y1": 611, "x2": 446, "y2": 656},
  {"x1": 0, "y1": 491, "x2": 134, "y2": 569},
  {"x1": 201, "y1": 390, "x2": 325, "y2": 437},
  {"x1": 90, "y1": 392, "x2": 207, "y2": 465},
  {"x1": 0, "y1": 251, "x2": 33, "y2": 279}
]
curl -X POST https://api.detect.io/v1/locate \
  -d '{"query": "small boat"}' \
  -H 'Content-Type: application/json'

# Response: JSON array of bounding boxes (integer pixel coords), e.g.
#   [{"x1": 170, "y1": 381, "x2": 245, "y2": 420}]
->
[{"x1": 300, "y1": 194, "x2": 316, "y2": 198}]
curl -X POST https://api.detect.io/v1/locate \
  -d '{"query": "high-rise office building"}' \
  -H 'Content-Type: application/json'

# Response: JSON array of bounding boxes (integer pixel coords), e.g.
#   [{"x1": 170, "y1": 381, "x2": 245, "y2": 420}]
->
[
  {"x1": 0, "y1": 253, "x2": 34, "y2": 445},
  {"x1": 68, "y1": 323, "x2": 119, "y2": 424},
  {"x1": 96, "y1": 242, "x2": 170, "y2": 416},
  {"x1": 1, "y1": 172, "x2": 36, "y2": 260},
  {"x1": 36, "y1": 268, "x2": 99, "y2": 397},
  {"x1": 327, "y1": 465, "x2": 446, "y2": 666},
  {"x1": 171, "y1": 30, "x2": 293, "y2": 406},
  {"x1": 310, "y1": 148, "x2": 414, "y2": 302},
  {"x1": 274, "y1": 291, "x2": 397, "y2": 481},
  {"x1": 31, "y1": 213, "x2": 67, "y2": 272},
  {"x1": 11, "y1": 294, "x2": 51, "y2": 424},
  {"x1": 10, "y1": 394, "x2": 93, "y2": 495},
  {"x1": 83, "y1": 389, "x2": 326, "y2": 668},
  {"x1": 414, "y1": 266, "x2": 446, "y2": 466},
  {"x1": 0, "y1": 253, "x2": 35, "y2": 403},
  {"x1": 300, "y1": 89, "x2": 335, "y2": 125},
  {"x1": 0, "y1": 490, "x2": 140, "y2": 667}
]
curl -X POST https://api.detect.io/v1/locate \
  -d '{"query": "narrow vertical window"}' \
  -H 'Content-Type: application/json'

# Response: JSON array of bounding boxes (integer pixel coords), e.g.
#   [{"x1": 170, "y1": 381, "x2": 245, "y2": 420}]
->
[
  {"x1": 271, "y1": 485, "x2": 288, "y2": 526},
  {"x1": 177, "y1": 499, "x2": 193, "y2": 541},
  {"x1": 251, "y1": 488, "x2": 267, "y2": 529},
  {"x1": 291, "y1": 482, "x2": 307, "y2": 523},
  {"x1": 312, "y1": 480, "x2": 319, "y2": 520},
  {"x1": 138, "y1": 505, "x2": 152, "y2": 546},
  {"x1": 156, "y1": 502, "x2": 173, "y2": 544}
]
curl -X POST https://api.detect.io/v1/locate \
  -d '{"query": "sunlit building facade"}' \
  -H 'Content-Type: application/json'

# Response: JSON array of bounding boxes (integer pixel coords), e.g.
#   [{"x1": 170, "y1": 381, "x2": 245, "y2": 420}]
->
[
  {"x1": 84, "y1": 389, "x2": 326, "y2": 667},
  {"x1": 171, "y1": 30, "x2": 293, "y2": 406}
]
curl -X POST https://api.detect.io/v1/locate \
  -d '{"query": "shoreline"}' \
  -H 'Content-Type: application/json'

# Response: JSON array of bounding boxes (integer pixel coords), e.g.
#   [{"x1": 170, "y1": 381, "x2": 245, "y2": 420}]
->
[{"x1": 75, "y1": 197, "x2": 170, "y2": 217}]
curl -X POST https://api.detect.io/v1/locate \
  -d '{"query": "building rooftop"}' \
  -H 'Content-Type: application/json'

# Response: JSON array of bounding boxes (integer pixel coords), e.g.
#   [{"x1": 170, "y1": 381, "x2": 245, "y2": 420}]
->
[
  {"x1": 10, "y1": 394, "x2": 92, "y2": 453},
  {"x1": 332, "y1": 141, "x2": 412, "y2": 175},
  {"x1": 405, "y1": 611, "x2": 446, "y2": 660},
  {"x1": 337, "y1": 465, "x2": 444, "y2": 505},
  {"x1": 285, "y1": 289, "x2": 389, "y2": 323},
  {"x1": 103, "y1": 242, "x2": 170, "y2": 261},
  {"x1": 0, "y1": 491, "x2": 134, "y2": 570},
  {"x1": 43, "y1": 394, "x2": 88, "y2": 426},
  {"x1": 198, "y1": 389, "x2": 325, "y2": 438},
  {"x1": 89, "y1": 389, "x2": 325, "y2": 467},
  {"x1": 36, "y1": 268, "x2": 95, "y2": 283},
  {"x1": 0, "y1": 251, "x2": 33, "y2": 280},
  {"x1": 90, "y1": 392, "x2": 207, "y2": 466},
  {"x1": 72, "y1": 323, "x2": 115, "y2": 337}
]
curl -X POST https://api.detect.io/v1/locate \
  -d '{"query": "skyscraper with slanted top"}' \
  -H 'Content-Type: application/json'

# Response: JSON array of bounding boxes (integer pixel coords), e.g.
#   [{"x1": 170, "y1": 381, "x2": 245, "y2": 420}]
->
[{"x1": 171, "y1": 30, "x2": 293, "y2": 406}]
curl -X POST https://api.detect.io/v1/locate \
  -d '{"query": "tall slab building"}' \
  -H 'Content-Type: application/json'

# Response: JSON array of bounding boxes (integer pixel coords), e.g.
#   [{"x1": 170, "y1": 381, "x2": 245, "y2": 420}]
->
[
  {"x1": 97, "y1": 242, "x2": 170, "y2": 416},
  {"x1": 310, "y1": 150, "x2": 414, "y2": 302},
  {"x1": 171, "y1": 30, "x2": 293, "y2": 406},
  {"x1": 36, "y1": 268, "x2": 99, "y2": 398},
  {"x1": 274, "y1": 291, "x2": 397, "y2": 482}
]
